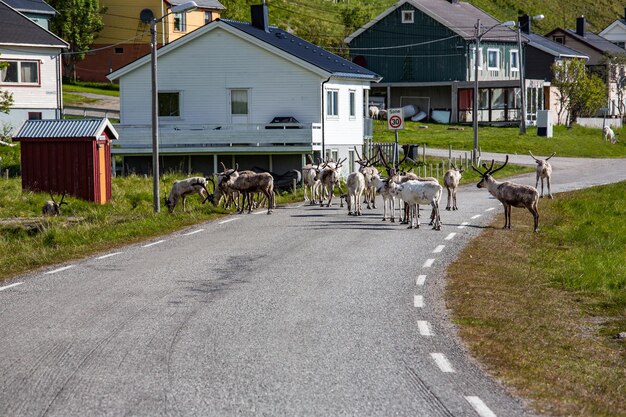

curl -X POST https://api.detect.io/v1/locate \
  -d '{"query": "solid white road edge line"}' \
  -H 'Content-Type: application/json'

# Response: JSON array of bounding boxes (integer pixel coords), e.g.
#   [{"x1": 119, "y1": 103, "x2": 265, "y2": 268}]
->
[
  {"x1": 430, "y1": 353, "x2": 455, "y2": 373},
  {"x1": 416, "y1": 275, "x2": 426, "y2": 286},
  {"x1": 0, "y1": 282, "x2": 23, "y2": 291},
  {"x1": 183, "y1": 229, "x2": 204, "y2": 236},
  {"x1": 444, "y1": 232, "x2": 456, "y2": 240},
  {"x1": 458, "y1": 222, "x2": 469, "y2": 229},
  {"x1": 46, "y1": 265, "x2": 74, "y2": 274},
  {"x1": 465, "y1": 396, "x2": 497, "y2": 417},
  {"x1": 423, "y1": 258, "x2": 435, "y2": 268},
  {"x1": 417, "y1": 320, "x2": 432, "y2": 336},
  {"x1": 433, "y1": 245, "x2": 445, "y2": 253},
  {"x1": 96, "y1": 252, "x2": 123, "y2": 260},
  {"x1": 414, "y1": 295, "x2": 424, "y2": 308},
  {"x1": 142, "y1": 240, "x2": 165, "y2": 248}
]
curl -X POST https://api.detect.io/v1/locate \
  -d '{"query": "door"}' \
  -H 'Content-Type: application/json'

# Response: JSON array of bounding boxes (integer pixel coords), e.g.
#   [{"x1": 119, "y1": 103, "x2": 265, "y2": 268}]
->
[
  {"x1": 98, "y1": 144, "x2": 107, "y2": 204},
  {"x1": 230, "y1": 89, "x2": 249, "y2": 127}
]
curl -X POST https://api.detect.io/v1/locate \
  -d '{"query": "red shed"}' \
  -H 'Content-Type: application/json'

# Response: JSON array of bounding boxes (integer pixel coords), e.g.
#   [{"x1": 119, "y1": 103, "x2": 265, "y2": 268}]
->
[{"x1": 13, "y1": 118, "x2": 119, "y2": 204}]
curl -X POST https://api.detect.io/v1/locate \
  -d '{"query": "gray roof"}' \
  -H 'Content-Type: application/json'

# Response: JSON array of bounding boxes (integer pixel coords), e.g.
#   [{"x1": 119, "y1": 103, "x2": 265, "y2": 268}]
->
[
  {"x1": 526, "y1": 33, "x2": 588, "y2": 59},
  {"x1": 0, "y1": 1, "x2": 67, "y2": 47},
  {"x1": 2, "y1": 0, "x2": 55, "y2": 15},
  {"x1": 169, "y1": 0, "x2": 224, "y2": 10},
  {"x1": 561, "y1": 29, "x2": 626, "y2": 54},
  {"x1": 13, "y1": 118, "x2": 119, "y2": 140}
]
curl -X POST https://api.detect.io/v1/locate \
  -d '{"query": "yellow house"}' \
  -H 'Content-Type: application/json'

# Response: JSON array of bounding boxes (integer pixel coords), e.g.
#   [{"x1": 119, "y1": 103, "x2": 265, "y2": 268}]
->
[{"x1": 76, "y1": 0, "x2": 224, "y2": 82}]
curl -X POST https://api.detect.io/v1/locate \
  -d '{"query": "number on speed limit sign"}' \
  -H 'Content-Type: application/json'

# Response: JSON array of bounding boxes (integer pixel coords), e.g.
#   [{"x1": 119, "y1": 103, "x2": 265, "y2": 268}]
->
[{"x1": 387, "y1": 108, "x2": 404, "y2": 130}]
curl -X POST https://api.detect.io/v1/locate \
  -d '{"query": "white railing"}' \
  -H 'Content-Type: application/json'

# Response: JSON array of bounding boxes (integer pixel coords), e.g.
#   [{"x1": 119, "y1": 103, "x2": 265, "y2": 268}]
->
[{"x1": 112, "y1": 122, "x2": 322, "y2": 154}]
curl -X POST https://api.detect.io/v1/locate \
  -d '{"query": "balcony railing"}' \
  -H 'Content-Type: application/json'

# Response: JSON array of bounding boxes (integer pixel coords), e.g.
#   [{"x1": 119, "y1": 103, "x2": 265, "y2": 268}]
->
[{"x1": 111, "y1": 122, "x2": 322, "y2": 154}]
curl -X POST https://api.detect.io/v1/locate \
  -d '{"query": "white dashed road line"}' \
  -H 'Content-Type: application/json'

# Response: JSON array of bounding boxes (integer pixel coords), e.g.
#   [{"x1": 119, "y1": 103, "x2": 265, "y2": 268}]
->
[
  {"x1": 444, "y1": 232, "x2": 456, "y2": 240},
  {"x1": 96, "y1": 252, "x2": 123, "y2": 260},
  {"x1": 218, "y1": 218, "x2": 238, "y2": 225},
  {"x1": 414, "y1": 295, "x2": 424, "y2": 308},
  {"x1": 485, "y1": 207, "x2": 496, "y2": 212},
  {"x1": 423, "y1": 258, "x2": 435, "y2": 268},
  {"x1": 465, "y1": 396, "x2": 498, "y2": 417},
  {"x1": 46, "y1": 265, "x2": 75, "y2": 275},
  {"x1": 183, "y1": 229, "x2": 204, "y2": 236},
  {"x1": 458, "y1": 222, "x2": 469, "y2": 229},
  {"x1": 142, "y1": 240, "x2": 165, "y2": 248},
  {"x1": 416, "y1": 275, "x2": 426, "y2": 286},
  {"x1": 430, "y1": 353, "x2": 455, "y2": 373},
  {"x1": 0, "y1": 282, "x2": 23, "y2": 291},
  {"x1": 471, "y1": 214, "x2": 482, "y2": 219},
  {"x1": 417, "y1": 320, "x2": 432, "y2": 336},
  {"x1": 433, "y1": 245, "x2": 445, "y2": 253}
]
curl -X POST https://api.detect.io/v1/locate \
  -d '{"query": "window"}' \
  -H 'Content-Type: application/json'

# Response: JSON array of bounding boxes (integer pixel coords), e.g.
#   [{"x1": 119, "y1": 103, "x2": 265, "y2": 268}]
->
[
  {"x1": 615, "y1": 41, "x2": 626, "y2": 49},
  {"x1": 114, "y1": 47, "x2": 124, "y2": 54},
  {"x1": 348, "y1": 150, "x2": 355, "y2": 173},
  {"x1": 349, "y1": 90, "x2": 356, "y2": 118},
  {"x1": 28, "y1": 112, "x2": 42, "y2": 120},
  {"x1": 0, "y1": 60, "x2": 39, "y2": 84},
  {"x1": 326, "y1": 90, "x2": 338, "y2": 117},
  {"x1": 553, "y1": 36, "x2": 565, "y2": 44},
  {"x1": 158, "y1": 92, "x2": 180, "y2": 117},
  {"x1": 230, "y1": 89, "x2": 248, "y2": 115},
  {"x1": 487, "y1": 49, "x2": 500, "y2": 71},
  {"x1": 401, "y1": 10, "x2": 414, "y2": 23},
  {"x1": 510, "y1": 50, "x2": 519, "y2": 72},
  {"x1": 173, "y1": 12, "x2": 186, "y2": 31},
  {"x1": 204, "y1": 11, "x2": 212, "y2": 24}
]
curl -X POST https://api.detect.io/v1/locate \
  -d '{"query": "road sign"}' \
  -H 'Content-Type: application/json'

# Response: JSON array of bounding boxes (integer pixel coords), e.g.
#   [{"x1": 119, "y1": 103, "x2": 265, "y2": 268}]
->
[{"x1": 387, "y1": 108, "x2": 404, "y2": 131}]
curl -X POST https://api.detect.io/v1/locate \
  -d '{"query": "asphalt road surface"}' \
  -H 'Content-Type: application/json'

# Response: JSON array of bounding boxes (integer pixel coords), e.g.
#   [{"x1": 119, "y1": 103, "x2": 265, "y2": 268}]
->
[{"x1": 1, "y1": 153, "x2": 625, "y2": 416}]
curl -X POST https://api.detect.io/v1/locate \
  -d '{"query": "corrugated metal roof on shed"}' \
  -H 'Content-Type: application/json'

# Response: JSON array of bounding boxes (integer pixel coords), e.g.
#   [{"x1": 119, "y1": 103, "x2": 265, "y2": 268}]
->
[{"x1": 13, "y1": 118, "x2": 118, "y2": 140}]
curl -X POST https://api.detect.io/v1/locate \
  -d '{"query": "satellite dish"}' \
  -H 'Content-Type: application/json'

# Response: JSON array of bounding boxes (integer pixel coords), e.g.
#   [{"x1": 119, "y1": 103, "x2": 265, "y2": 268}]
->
[{"x1": 140, "y1": 8, "x2": 154, "y2": 23}]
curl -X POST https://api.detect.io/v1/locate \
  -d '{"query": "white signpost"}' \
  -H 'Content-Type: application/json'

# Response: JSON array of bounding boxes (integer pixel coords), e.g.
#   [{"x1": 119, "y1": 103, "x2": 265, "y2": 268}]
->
[{"x1": 387, "y1": 108, "x2": 403, "y2": 167}]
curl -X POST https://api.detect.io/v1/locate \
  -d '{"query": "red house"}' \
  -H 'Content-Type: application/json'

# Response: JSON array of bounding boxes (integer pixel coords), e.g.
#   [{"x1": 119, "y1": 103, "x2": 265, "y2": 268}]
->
[{"x1": 13, "y1": 118, "x2": 119, "y2": 204}]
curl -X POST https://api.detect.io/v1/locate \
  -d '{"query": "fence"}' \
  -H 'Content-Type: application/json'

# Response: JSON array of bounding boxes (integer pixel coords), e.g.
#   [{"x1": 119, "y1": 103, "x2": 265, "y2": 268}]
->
[{"x1": 576, "y1": 118, "x2": 622, "y2": 129}]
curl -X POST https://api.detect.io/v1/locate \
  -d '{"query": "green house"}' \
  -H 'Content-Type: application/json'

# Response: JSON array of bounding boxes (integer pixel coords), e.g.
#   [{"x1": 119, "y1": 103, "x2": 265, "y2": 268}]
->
[{"x1": 345, "y1": 0, "x2": 524, "y2": 124}]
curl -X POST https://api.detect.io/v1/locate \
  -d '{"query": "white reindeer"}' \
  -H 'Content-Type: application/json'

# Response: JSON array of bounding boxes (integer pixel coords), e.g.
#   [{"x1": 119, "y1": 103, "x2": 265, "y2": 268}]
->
[
  {"x1": 529, "y1": 151, "x2": 555, "y2": 199},
  {"x1": 302, "y1": 156, "x2": 321, "y2": 205},
  {"x1": 443, "y1": 165, "x2": 463, "y2": 210},
  {"x1": 369, "y1": 106, "x2": 380, "y2": 120},
  {"x1": 316, "y1": 158, "x2": 345, "y2": 207},
  {"x1": 345, "y1": 171, "x2": 365, "y2": 216},
  {"x1": 603, "y1": 126, "x2": 616, "y2": 144},
  {"x1": 387, "y1": 179, "x2": 443, "y2": 230},
  {"x1": 164, "y1": 177, "x2": 211, "y2": 213},
  {"x1": 473, "y1": 156, "x2": 540, "y2": 232},
  {"x1": 353, "y1": 146, "x2": 379, "y2": 209}
]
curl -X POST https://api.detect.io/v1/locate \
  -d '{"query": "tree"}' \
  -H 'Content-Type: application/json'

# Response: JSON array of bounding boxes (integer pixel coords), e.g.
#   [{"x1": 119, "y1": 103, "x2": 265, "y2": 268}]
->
[
  {"x1": 552, "y1": 58, "x2": 606, "y2": 126},
  {"x1": 47, "y1": 0, "x2": 105, "y2": 81},
  {"x1": 0, "y1": 57, "x2": 14, "y2": 114}
]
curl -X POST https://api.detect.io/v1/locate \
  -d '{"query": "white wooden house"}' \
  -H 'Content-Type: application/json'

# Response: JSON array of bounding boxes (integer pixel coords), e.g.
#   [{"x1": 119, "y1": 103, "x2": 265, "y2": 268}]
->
[
  {"x1": 0, "y1": 0, "x2": 67, "y2": 135},
  {"x1": 107, "y1": 3, "x2": 381, "y2": 177}
]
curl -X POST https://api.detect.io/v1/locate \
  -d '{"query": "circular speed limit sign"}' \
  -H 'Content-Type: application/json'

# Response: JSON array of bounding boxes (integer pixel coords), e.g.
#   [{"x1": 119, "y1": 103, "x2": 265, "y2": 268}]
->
[{"x1": 387, "y1": 108, "x2": 404, "y2": 130}]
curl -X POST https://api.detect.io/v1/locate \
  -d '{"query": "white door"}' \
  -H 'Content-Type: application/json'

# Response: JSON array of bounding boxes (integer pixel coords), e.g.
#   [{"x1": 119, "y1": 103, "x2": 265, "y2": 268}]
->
[{"x1": 230, "y1": 89, "x2": 249, "y2": 127}]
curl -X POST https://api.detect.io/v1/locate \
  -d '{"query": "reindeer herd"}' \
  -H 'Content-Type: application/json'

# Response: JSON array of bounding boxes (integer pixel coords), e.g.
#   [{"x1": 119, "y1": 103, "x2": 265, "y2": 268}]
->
[{"x1": 40, "y1": 148, "x2": 557, "y2": 233}]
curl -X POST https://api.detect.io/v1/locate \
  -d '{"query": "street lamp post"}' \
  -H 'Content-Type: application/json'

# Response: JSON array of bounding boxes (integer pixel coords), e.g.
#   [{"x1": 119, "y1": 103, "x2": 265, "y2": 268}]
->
[
  {"x1": 150, "y1": 1, "x2": 197, "y2": 212},
  {"x1": 473, "y1": 19, "x2": 515, "y2": 165}
]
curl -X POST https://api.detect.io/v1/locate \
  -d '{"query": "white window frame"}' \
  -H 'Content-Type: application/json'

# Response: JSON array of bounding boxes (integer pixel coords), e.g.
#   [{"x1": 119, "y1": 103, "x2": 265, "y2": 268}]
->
[
  {"x1": 173, "y1": 12, "x2": 186, "y2": 32},
  {"x1": 326, "y1": 89, "x2": 339, "y2": 118},
  {"x1": 230, "y1": 89, "x2": 249, "y2": 115},
  {"x1": 510, "y1": 49, "x2": 519, "y2": 72},
  {"x1": 401, "y1": 10, "x2": 414, "y2": 24},
  {"x1": 349, "y1": 90, "x2": 356, "y2": 119},
  {"x1": 0, "y1": 60, "x2": 40, "y2": 85},
  {"x1": 487, "y1": 49, "x2": 500, "y2": 71}
]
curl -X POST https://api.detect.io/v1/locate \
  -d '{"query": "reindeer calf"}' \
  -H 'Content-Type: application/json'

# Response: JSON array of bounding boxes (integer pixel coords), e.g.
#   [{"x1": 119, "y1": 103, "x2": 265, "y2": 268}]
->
[
  {"x1": 165, "y1": 177, "x2": 211, "y2": 213},
  {"x1": 443, "y1": 165, "x2": 463, "y2": 210},
  {"x1": 529, "y1": 151, "x2": 555, "y2": 199}
]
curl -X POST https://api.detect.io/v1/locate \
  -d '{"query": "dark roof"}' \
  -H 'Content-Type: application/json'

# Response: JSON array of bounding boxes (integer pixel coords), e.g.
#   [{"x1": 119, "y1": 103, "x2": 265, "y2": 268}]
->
[
  {"x1": 169, "y1": 0, "x2": 224, "y2": 10},
  {"x1": 526, "y1": 33, "x2": 588, "y2": 58},
  {"x1": 220, "y1": 19, "x2": 381, "y2": 80},
  {"x1": 13, "y1": 118, "x2": 119, "y2": 140},
  {"x1": 561, "y1": 29, "x2": 626, "y2": 54},
  {"x1": 0, "y1": 1, "x2": 67, "y2": 47},
  {"x1": 2, "y1": 0, "x2": 55, "y2": 15}
]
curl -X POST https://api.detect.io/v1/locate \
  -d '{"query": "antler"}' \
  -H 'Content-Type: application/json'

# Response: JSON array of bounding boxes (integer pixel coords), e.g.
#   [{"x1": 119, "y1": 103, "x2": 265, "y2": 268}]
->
[
  {"x1": 306, "y1": 154, "x2": 314, "y2": 164},
  {"x1": 220, "y1": 162, "x2": 227, "y2": 172},
  {"x1": 546, "y1": 152, "x2": 556, "y2": 161},
  {"x1": 59, "y1": 192, "x2": 67, "y2": 205},
  {"x1": 528, "y1": 150, "x2": 540, "y2": 163},
  {"x1": 48, "y1": 191, "x2": 56, "y2": 204},
  {"x1": 353, "y1": 145, "x2": 363, "y2": 162},
  {"x1": 489, "y1": 155, "x2": 509, "y2": 176}
]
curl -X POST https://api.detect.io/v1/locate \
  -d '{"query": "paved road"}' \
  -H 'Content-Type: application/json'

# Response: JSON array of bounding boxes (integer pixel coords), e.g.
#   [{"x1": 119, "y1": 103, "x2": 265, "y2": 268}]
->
[{"x1": 1, "y1": 154, "x2": 624, "y2": 416}]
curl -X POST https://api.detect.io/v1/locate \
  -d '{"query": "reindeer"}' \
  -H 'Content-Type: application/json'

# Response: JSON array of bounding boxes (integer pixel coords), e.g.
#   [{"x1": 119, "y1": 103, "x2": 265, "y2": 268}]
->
[
  {"x1": 42, "y1": 192, "x2": 67, "y2": 216},
  {"x1": 164, "y1": 177, "x2": 211, "y2": 213},
  {"x1": 443, "y1": 164, "x2": 464, "y2": 210},
  {"x1": 344, "y1": 171, "x2": 365, "y2": 216},
  {"x1": 387, "y1": 179, "x2": 443, "y2": 230},
  {"x1": 529, "y1": 151, "x2": 555, "y2": 199},
  {"x1": 219, "y1": 167, "x2": 275, "y2": 214},
  {"x1": 302, "y1": 155, "x2": 322, "y2": 205},
  {"x1": 473, "y1": 156, "x2": 540, "y2": 232},
  {"x1": 316, "y1": 158, "x2": 345, "y2": 207},
  {"x1": 353, "y1": 146, "x2": 379, "y2": 209}
]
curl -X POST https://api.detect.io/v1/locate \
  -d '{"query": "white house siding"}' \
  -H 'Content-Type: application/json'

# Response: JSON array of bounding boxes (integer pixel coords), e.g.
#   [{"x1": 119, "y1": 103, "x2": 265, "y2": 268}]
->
[{"x1": 0, "y1": 46, "x2": 62, "y2": 134}]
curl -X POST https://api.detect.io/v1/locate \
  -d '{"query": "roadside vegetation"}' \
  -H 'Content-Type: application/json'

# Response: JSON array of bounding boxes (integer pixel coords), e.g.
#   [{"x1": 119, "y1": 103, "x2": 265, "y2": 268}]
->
[{"x1": 447, "y1": 182, "x2": 626, "y2": 416}]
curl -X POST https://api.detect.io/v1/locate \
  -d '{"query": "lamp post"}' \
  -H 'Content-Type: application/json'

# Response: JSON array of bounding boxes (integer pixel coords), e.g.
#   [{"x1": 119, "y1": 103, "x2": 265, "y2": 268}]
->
[
  {"x1": 516, "y1": 14, "x2": 544, "y2": 135},
  {"x1": 473, "y1": 19, "x2": 515, "y2": 165},
  {"x1": 151, "y1": 1, "x2": 197, "y2": 212}
]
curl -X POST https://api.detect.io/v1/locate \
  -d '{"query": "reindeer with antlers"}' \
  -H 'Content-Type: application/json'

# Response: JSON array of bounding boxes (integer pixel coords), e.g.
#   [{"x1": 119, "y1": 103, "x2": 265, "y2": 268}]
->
[
  {"x1": 353, "y1": 146, "x2": 380, "y2": 209},
  {"x1": 42, "y1": 192, "x2": 68, "y2": 216},
  {"x1": 473, "y1": 156, "x2": 540, "y2": 232},
  {"x1": 529, "y1": 151, "x2": 556, "y2": 199},
  {"x1": 316, "y1": 158, "x2": 345, "y2": 208}
]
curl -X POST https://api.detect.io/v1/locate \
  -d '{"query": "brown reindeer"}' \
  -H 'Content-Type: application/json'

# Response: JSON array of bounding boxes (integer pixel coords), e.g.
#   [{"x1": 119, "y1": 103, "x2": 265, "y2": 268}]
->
[
  {"x1": 473, "y1": 156, "x2": 540, "y2": 232},
  {"x1": 528, "y1": 151, "x2": 555, "y2": 199},
  {"x1": 219, "y1": 167, "x2": 275, "y2": 214}
]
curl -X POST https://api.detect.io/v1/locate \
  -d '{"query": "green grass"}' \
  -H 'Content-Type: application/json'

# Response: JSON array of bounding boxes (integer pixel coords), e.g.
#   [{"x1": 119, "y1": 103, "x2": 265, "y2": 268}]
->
[
  {"x1": 0, "y1": 173, "x2": 302, "y2": 281},
  {"x1": 63, "y1": 81, "x2": 119, "y2": 97},
  {"x1": 63, "y1": 93, "x2": 100, "y2": 106},
  {"x1": 373, "y1": 122, "x2": 626, "y2": 158},
  {"x1": 446, "y1": 182, "x2": 626, "y2": 416}
]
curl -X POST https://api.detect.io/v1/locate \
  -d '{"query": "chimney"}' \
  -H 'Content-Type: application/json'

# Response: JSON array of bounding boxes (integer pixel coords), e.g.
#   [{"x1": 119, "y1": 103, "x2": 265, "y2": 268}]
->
[
  {"x1": 576, "y1": 16, "x2": 586, "y2": 37},
  {"x1": 251, "y1": 1, "x2": 269, "y2": 33},
  {"x1": 518, "y1": 14, "x2": 531, "y2": 34},
  {"x1": 448, "y1": 0, "x2": 460, "y2": 4}
]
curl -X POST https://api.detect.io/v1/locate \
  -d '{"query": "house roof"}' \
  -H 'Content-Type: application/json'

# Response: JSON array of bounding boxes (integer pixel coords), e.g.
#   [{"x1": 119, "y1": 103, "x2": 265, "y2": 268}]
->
[
  {"x1": 0, "y1": 1, "x2": 67, "y2": 48},
  {"x1": 2, "y1": 0, "x2": 55, "y2": 16},
  {"x1": 168, "y1": 0, "x2": 224, "y2": 10},
  {"x1": 599, "y1": 19, "x2": 626, "y2": 37},
  {"x1": 547, "y1": 27, "x2": 626, "y2": 55},
  {"x1": 345, "y1": 0, "x2": 517, "y2": 44},
  {"x1": 13, "y1": 118, "x2": 119, "y2": 140},
  {"x1": 526, "y1": 33, "x2": 588, "y2": 59},
  {"x1": 108, "y1": 18, "x2": 381, "y2": 82}
]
